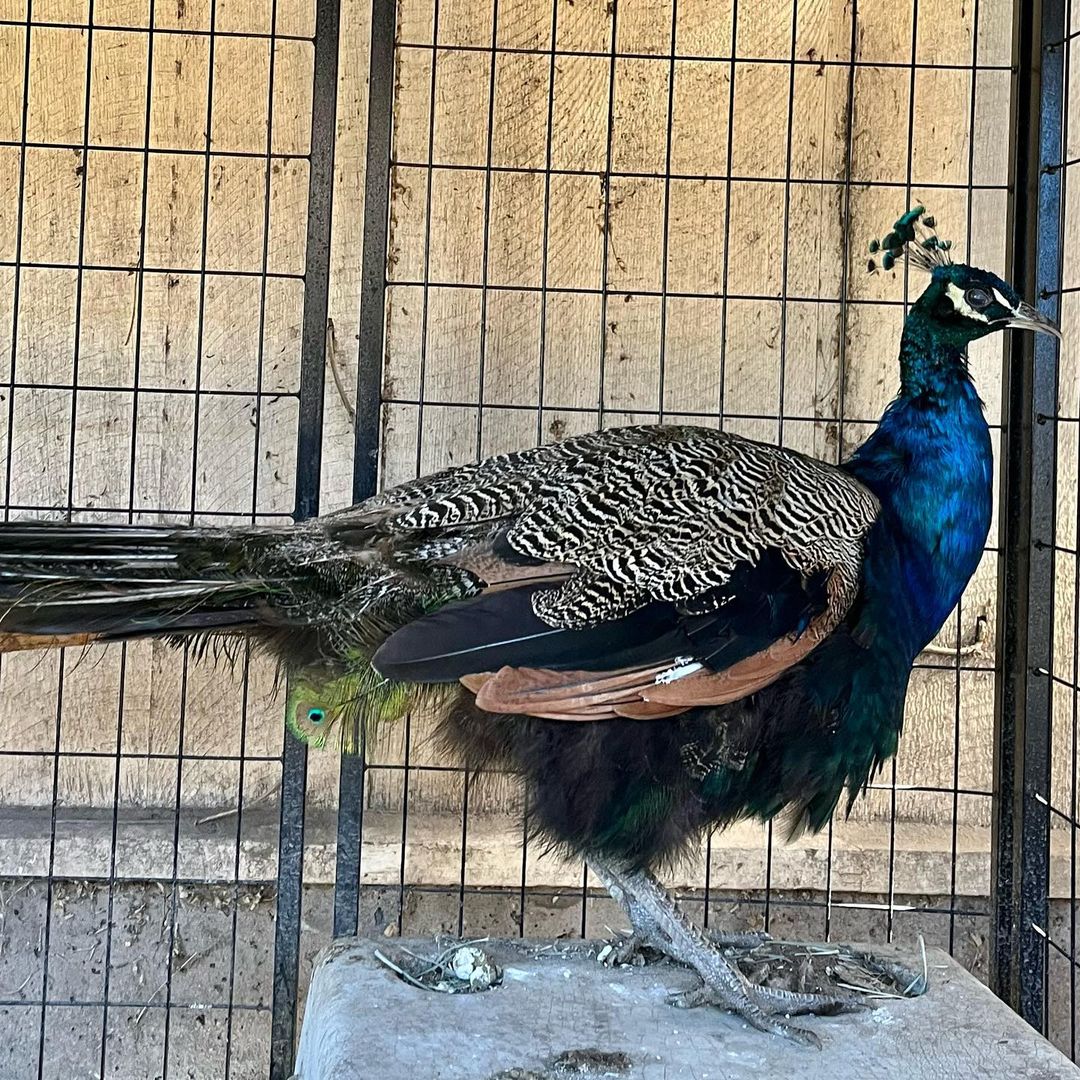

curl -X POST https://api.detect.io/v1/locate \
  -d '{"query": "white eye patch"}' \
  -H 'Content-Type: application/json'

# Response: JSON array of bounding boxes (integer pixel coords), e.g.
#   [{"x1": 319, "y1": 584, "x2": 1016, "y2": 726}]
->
[{"x1": 945, "y1": 281, "x2": 992, "y2": 323}]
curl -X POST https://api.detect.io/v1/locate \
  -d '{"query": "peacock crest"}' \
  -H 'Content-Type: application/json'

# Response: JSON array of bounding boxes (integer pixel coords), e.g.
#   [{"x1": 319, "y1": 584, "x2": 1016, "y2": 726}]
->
[{"x1": 867, "y1": 205, "x2": 954, "y2": 274}]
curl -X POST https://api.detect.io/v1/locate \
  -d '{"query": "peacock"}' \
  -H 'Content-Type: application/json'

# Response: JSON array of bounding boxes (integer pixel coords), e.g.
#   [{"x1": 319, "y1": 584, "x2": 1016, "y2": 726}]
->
[{"x1": 0, "y1": 208, "x2": 1060, "y2": 1044}]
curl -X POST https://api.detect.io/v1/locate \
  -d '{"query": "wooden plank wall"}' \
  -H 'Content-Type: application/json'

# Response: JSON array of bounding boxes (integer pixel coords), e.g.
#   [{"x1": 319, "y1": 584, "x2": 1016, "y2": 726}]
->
[
  {"x1": 0, "y1": 0, "x2": 348, "y2": 842},
  {"x1": 354, "y1": 0, "x2": 1019, "y2": 830},
  {"x1": 0, "y1": 0, "x2": 1073, "y2": 856}
]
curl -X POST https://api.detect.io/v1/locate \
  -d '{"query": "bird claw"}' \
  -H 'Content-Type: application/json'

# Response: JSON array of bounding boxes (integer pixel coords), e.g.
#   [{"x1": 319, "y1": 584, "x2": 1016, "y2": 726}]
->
[
  {"x1": 669, "y1": 984, "x2": 716, "y2": 1009},
  {"x1": 597, "y1": 933, "x2": 654, "y2": 968},
  {"x1": 669, "y1": 967, "x2": 866, "y2": 1039},
  {"x1": 745, "y1": 983, "x2": 869, "y2": 1018},
  {"x1": 711, "y1": 928, "x2": 772, "y2": 951},
  {"x1": 668, "y1": 982, "x2": 825, "y2": 1048},
  {"x1": 588, "y1": 861, "x2": 877, "y2": 1050},
  {"x1": 669, "y1": 982, "x2": 824, "y2": 1047}
]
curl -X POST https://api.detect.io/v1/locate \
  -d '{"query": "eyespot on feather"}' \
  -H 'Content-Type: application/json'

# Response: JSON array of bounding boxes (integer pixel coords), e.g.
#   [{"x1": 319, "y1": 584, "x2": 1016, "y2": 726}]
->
[{"x1": 285, "y1": 694, "x2": 336, "y2": 750}]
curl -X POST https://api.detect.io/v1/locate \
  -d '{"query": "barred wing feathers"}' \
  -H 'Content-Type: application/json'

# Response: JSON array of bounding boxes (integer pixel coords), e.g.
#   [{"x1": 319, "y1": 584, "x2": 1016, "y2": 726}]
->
[
  {"x1": 363, "y1": 426, "x2": 880, "y2": 720},
  {"x1": 0, "y1": 425, "x2": 879, "y2": 733}
]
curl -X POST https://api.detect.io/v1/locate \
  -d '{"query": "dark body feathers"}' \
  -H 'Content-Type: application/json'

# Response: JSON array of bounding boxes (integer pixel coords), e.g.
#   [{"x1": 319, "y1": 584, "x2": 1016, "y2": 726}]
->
[{"x1": 439, "y1": 519, "x2": 916, "y2": 868}]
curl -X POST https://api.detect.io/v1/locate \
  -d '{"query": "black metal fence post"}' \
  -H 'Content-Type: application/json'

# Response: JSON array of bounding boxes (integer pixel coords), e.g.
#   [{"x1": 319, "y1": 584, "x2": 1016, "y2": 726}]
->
[
  {"x1": 332, "y1": 0, "x2": 398, "y2": 940},
  {"x1": 992, "y1": 0, "x2": 1065, "y2": 1030},
  {"x1": 269, "y1": 0, "x2": 342, "y2": 1072}
]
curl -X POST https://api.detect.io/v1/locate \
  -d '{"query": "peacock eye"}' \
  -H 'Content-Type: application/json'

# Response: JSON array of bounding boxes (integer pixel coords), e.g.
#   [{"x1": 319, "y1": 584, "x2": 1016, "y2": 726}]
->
[
  {"x1": 308, "y1": 708, "x2": 325, "y2": 724},
  {"x1": 965, "y1": 286, "x2": 992, "y2": 310}
]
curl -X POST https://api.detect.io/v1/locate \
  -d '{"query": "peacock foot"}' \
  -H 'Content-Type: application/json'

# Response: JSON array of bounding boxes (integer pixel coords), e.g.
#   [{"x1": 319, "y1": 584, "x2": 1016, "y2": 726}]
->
[
  {"x1": 589, "y1": 859, "x2": 868, "y2": 1048},
  {"x1": 598, "y1": 927, "x2": 771, "y2": 968},
  {"x1": 597, "y1": 931, "x2": 655, "y2": 967},
  {"x1": 671, "y1": 980, "x2": 868, "y2": 1021}
]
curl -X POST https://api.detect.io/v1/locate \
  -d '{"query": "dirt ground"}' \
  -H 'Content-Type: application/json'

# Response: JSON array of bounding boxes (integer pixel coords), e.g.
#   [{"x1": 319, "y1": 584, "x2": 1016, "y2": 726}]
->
[{"x1": 0, "y1": 879, "x2": 1073, "y2": 1079}]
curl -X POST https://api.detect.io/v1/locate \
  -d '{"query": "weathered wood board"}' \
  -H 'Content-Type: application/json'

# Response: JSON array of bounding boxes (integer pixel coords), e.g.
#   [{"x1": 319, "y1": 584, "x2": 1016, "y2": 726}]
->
[{"x1": 0, "y1": 0, "x2": 1074, "y2": 865}]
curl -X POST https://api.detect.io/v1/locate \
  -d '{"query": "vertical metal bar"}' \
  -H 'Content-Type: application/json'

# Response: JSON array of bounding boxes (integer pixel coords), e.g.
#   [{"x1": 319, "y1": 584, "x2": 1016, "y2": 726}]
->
[
  {"x1": 269, "y1": 0, "x2": 341, "y2": 1070},
  {"x1": 34, "y1": 2, "x2": 93, "y2": 1072},
  {"x1": 887, "y1": 0, "x2": 922, "y2": 948},
  {"x1": 578, "y1": 1, "x2": 621, "y2": 930},
  {"x1": 762, "y1": 0, "x2": 800, "y2": 936},
  {"x1": 333, "y1": 0, "x2": 398, "y2": 941},
  {"x1": 824, "y1": 0, "x2": 860, "y2": 949},
  {"x1": 519, "y1": 0, "x2": 561, "y2": 940},
  {"x1": 595, "y1": 0, "x2": 619, "y2": 437},
  {"x1": 993, "y1": 0, "x2": 1035, "y2": 1011},
  {"x1": 1021, "y1": 0, "x2": 1065, "y2": 1028},
  {"x1": 950, "y1": 0, "x2": 984, "y2": 960},
  {"x1": 992, "y1": 0, "x2": 1065, "y2": 1028},
  {"x1": 714, "y1": 0, "x2": 739, "y2": 433},
  {"x1": 352, "y1": 0, "x2": 397, "y2": 499},
  {"x1": 396, "y1": 0, "x2": 442, "y2": 941},
  {"x1": 270, "y1": 732, "x2": 309, "y2": 1080},
  {"x1": 655, "y1": 0, "x2": 680, "y2": 432},
  {"x1": 98, "y1": 0, "x2": 159, "y2": 1069},
  {"x1": 229, "y1": 0, "x2": 284, "y2": 1067},
  {"x1": 1064, "y1": 3, "x2": 1080, "y2": 1043}
]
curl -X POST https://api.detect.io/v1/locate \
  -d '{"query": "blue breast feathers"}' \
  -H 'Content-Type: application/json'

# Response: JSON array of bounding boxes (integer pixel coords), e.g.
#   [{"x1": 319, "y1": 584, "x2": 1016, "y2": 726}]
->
[{"x1": 845, "y1": 377, "x2": 993, "y2": 654}]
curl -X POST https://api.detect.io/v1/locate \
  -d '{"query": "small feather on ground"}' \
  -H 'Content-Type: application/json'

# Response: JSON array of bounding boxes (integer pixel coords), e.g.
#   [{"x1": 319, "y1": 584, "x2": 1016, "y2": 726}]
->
[{"x1": 374, "y1": 936, "x2": 503, "y2": 993}]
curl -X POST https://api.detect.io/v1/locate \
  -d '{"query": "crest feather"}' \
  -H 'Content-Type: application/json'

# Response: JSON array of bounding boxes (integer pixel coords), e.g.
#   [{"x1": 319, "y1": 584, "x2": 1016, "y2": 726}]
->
[{"x1": 867, "y1": 206, "x2": 954, "y2": 275}]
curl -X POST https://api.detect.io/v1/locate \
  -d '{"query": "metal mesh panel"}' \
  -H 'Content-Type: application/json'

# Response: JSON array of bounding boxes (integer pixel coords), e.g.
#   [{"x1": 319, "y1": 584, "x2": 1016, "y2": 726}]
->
[
  {"x1": 1001, "y1": 0, "x2": 1080, "y2": 1056},
  {"x1": 4, "y1": 0, "x2": 1080, "y2": 1076},
  {"x1": 0, "y1": 0, "x2": 323, "y2": 1073}
]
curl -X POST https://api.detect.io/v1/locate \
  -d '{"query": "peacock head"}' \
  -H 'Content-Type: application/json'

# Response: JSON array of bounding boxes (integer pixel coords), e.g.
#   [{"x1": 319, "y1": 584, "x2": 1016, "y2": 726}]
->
[
  {"x1": 868, "y1": 206, "x2": 1061, "y2": 349},
  {"x1": 916, "y1": 262, "x2": 1061, "y2": 348}
]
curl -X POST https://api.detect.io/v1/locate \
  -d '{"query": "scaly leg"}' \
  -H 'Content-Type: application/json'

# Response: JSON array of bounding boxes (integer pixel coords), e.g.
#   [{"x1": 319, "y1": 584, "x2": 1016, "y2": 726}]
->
[
  {"x1": 600, "y1": 928, "x2": 770, "y2": 967},
  {"x1": 590, "y1": 859, "x2": 866, "y2": 1047}
]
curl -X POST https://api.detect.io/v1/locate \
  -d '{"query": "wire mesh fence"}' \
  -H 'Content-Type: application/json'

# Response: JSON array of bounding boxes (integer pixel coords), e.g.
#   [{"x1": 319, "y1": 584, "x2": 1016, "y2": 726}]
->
[
  {"x1": 335, "y1": 0, "x2": 1010, "y2": 1013},
  {"x1": 0, "y1": 0, "x2": 325, "y2": 1073},
  {"x1": 0, "y1": 0, "x2": 1076, "y2": 1076}
]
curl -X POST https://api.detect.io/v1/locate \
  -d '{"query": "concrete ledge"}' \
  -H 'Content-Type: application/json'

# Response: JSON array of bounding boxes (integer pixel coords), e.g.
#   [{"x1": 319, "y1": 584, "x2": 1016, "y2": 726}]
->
[{"x1": 292, "y1": 938, "x2": 1080, "y2": 1080}]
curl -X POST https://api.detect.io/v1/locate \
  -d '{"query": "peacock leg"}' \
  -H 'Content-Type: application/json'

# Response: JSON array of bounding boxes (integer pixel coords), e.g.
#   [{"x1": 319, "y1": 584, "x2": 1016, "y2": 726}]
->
[
  {"x1": 589, "y1": 860, "x2": 865, "y2": 1046},
  {"x1": 670, "y1": 981, "x2": 867, "y2": 1018}
]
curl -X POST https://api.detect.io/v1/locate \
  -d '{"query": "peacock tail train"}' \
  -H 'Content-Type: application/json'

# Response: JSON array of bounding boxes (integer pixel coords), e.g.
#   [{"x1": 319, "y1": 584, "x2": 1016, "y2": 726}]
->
[{"x1": 0, "y1": 518, "x2": 471, "y2": 752}]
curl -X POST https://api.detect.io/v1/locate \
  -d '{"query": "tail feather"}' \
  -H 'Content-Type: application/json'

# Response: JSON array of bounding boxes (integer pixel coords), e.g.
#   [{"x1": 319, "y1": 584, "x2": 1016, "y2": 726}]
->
[
  {"x1": 0, "y1": 517, "x2": 480, "y2": 656},
  {"x1": 0, "y1": 521, "x2": 282, "y2": 647},
  {"x1": 0, "y1": 517, "x2": 487, "y2": 752}
]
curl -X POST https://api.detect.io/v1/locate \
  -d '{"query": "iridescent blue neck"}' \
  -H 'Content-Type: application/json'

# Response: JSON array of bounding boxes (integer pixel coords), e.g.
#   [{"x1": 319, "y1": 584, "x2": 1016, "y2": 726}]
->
[
  {"x1": 898, "y1": 309, "x2": 969, "y2": 400},
  {"x1": 845, "y1": 332, "x2": 993, "y2": 656}
]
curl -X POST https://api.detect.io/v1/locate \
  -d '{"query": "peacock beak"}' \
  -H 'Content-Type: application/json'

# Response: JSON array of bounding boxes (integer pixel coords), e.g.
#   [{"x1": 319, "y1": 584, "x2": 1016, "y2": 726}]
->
[{"x1": 1008, "y1": 300, "x2": 1063, "y2": 340}]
